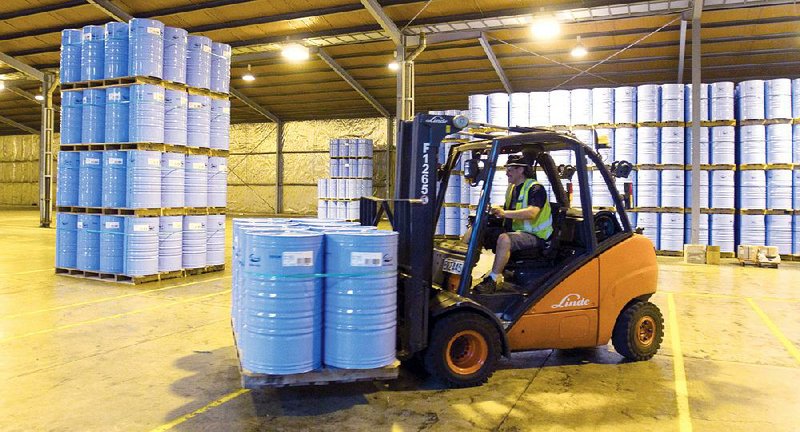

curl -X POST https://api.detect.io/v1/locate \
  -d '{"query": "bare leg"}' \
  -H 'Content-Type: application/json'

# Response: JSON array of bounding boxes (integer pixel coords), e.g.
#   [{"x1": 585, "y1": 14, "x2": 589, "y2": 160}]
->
[{"x1": 492, "y1": 233, "x2": 511, "y2": 275}]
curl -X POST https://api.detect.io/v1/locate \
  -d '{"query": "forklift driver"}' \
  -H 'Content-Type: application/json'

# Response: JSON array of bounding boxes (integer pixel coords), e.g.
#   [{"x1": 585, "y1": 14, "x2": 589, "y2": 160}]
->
[{"x1": 473, "y1": 154, "x2": 553, "y2": 294}]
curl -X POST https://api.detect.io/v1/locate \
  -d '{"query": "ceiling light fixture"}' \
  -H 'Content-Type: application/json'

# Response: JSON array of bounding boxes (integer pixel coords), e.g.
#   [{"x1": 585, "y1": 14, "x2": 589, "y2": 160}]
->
[
  {"x1": 530, "y1": 16, "x2": 560, "y2": 40},
  {"x1": 388, "y1": 61, "x2": 399, "y2": 71},
  {"x1": 0, "y1": 81, "x2": 5, "y2": 91},
  {"x1": 35, "y1": 94, "x2": 44, "y2": 101},
  {"x1": 571, "y1": 36, "x2": 587, "y2": 58},
  {"x1": 282, "y1": 43, "x2": 310, "y2": 62},
  {"x1": 242, "y1": 64, "x2": 255, "y2": 82}
]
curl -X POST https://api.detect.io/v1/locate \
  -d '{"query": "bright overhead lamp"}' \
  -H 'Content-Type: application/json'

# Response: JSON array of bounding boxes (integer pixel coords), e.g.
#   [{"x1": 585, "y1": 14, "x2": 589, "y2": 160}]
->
[
  {"x1": 0, "y1": 81, "x2": 5, "y2": 91},
  {"x1": 388, "y1": 61, "x2": 399, "y2": 71},
  {"x1": 35, "y1": 94, "x2": 44, "y2": 101},
  {"x1": 530, "y1": 16, "x2": 560, "y2": 40},
  {"x1": 281, "y1": 43, "x2": 310, "y2": 62},
  {"x1": 571, "y1": 36, "x2": 587, "y2": 58},
  {"x1": 242, "y1": 64, "x2": 255, "y2": 82}
]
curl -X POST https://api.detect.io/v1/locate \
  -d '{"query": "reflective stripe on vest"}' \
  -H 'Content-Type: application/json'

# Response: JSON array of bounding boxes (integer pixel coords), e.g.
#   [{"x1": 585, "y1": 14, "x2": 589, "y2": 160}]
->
[{"x1": 504, "y1": 178, "x2": 553, "y2": 239}]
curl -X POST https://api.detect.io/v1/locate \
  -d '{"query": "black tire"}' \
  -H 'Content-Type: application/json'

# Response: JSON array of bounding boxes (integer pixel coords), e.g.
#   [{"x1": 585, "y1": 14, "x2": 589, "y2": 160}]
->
[
  {"x1": 611, "y1": 301, "x2": 664, "y2": 361},
  {"x1": 423, "y1": 313, "x2": 501, "y2": 388}
]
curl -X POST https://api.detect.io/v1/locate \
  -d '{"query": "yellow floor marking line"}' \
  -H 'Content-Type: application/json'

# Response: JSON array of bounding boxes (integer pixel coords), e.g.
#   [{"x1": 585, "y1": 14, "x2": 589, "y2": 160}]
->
[
  {"x1": 149, "y1": 388, "x2": 250, "y2": 432},
  {"x1": 2, "y1": 276, "x2": 231, "y2": 320},
  {"x1": 667, "y1": 293, "x2": 693, "y2": 432},
  {"x1": 746, "y1": 297, "x2": 800, "y2": 365},
  {"x1": 660, "y1": 290, "x2": 800, "y2": 303},
  {"x1": 0, "y1": 289, "x2": 231, "y2": 343}
]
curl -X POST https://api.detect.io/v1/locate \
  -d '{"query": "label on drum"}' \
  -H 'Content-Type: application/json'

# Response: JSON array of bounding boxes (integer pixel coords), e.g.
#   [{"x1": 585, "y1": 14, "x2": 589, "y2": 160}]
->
[
  {"x1": 108, "y1": 157, "x2": 123, "y2": 165},
  {"x1": 188, "y1": 101, "x2": 202, "y2": 109},
  {"x1": 153, "y1": 92, "x2": 164, "y2": 102},
  {"x1": 133, "y1": 224, "x2": 150, "y2": 232},
  {"x1": 147, "y1": 27, "x2": 162, "y2": 36},
  {"x1": 77, "y1": 221, "x2": 84, "y2": 229},
  {"x1": 351, "y1": 252, "x2": 382, "y2": 267},
  {"x1": 192, "y1": 162, "x2": 207, "y2": 170},
  {"x1": 202, "y1": 44, "x2": 212, "y2": 53},
  {"x1": 104, "y1": 221, "x2": 120, "y2": 229},
  {"x1": 223, "y1": 107, "x2": 230, "y2": 114},
  {"x1": 171, "y1": 222, "x2": 183, "y2": 229},
  {"x1": 83, "y1": 32, "x2": 92, "y2": 41},
  {"x1": 147, "y1": 158, "x2": 160, "y2": 167},
  {"x1": 167, "y1": 159, "x2": 183, "y2": 168},
  {"x1": 179, "y1": 96, "x2": 187, "y2": 106},
  {"x1": 85, "y1": 158, "x2": 100, "y2": 165},
  {"x1": 188, "y1": 222, "x2": 203, "y2": 230},
  {"x1": 218, "y1": 164, "x2": 227, "y2": 172},
  {"x1": 108, "y1": 91, "x2": 121, "y2": 102},
  {"x1": 282, "y1": 251, "x2": 313, "y2": 267}
]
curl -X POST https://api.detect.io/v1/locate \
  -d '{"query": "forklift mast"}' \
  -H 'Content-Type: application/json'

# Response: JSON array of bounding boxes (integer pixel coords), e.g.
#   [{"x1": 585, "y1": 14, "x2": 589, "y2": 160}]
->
[{"x1": 392, "y1": 113, "x2": 467, "y2": 358}]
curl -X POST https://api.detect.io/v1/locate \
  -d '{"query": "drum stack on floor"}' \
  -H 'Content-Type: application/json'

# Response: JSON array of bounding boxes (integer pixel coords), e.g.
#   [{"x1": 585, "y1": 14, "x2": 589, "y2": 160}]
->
[
  {"x1": 316, "y1": 138, "x2": 374, "y2": 222},
  {"x1": 55, "y1": 19, "x2": 231, "y2": 283}
]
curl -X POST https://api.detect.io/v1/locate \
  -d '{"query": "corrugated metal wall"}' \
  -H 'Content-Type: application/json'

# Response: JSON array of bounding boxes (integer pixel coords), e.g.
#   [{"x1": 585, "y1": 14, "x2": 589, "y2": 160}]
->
[{"x1": 0, "y1": 118, "x2": 392, "y2": 213}]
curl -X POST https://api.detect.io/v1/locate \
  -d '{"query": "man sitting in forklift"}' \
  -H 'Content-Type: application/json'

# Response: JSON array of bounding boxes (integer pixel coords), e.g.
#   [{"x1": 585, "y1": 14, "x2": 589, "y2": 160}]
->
[{"x1": 473, "y1": 154, "x2": 553, "y2": 294}]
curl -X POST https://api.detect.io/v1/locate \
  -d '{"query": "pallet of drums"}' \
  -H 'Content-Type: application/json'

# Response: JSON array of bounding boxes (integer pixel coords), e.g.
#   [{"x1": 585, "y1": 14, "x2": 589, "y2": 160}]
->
[
  {"x1": 232, "y1": 218, "x2": 400, "y2": 388},
  {"x1": 317, "y1": 138, "x2": 375, "y2": 222}
]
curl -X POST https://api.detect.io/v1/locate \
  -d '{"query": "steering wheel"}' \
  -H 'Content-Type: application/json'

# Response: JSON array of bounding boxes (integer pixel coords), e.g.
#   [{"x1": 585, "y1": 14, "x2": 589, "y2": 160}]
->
[{"x1": 593, "y1": 211, "x2": 620, "y2": 243}]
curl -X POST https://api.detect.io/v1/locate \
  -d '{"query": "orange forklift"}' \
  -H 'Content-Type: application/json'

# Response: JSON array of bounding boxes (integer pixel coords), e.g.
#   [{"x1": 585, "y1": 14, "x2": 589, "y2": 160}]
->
[{"x1": 361, "y1": 113, "x2": 664, "y2": 388}]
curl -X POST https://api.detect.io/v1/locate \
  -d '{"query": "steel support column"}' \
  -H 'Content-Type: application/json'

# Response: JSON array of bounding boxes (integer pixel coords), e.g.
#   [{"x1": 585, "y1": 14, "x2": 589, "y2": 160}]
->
[
  {"x1": 689, "y1": 16, "x2": 702, "y2": 243},
  {"x1": 39, "y1": 73, "x2": 55, "y2": 227},
  {"x1": 386, "y1": 116, "x2": 394, "y2": 199},
  {"x1": 276, "y1": 121, "x2": 285, "y2": 214},
  {"x1": 677, "y1": 18, "x2": 688, "y2": 83}
]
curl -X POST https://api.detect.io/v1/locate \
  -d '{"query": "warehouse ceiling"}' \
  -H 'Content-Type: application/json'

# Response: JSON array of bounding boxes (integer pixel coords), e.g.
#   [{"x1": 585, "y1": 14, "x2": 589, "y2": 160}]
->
[{"x1": 0, "y1": 0, "x2": 798, "y2": 135}]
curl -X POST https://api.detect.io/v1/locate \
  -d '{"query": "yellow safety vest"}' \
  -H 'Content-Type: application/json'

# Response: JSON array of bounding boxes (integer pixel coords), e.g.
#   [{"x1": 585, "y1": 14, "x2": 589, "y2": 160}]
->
[{"x1": 504, "y1": 178, "x2": 553, "y2": 239}]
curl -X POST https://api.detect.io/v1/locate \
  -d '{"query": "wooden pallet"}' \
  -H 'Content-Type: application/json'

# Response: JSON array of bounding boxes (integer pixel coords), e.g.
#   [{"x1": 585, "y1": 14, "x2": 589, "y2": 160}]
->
[
  {"x1": 694, "y1": 120, "x2": 736, "y2": 127},
  {"x1": 694, "y1": 164, "x2": 736, "y2": 171},
  {"x1": 55, "y1": 267, "x2": 193, "y2": 284},
  {"x1": 656, "y1": 250, "x2": 684, "y2": 257},
  {"x1": 60, "y1": 75, "x2": 230, "y2": 99},
  {"x1": 56, "y1": 207, "x2": 227, "y2": 216},
  {"x1": 738, "y1": 118, "x2": 794, "y2": 126},
  {"x1": 638, "y1": 121, "x2": 686, "y2": 127},
  {"x1": 636, "y1": 164, "x2": 684, "y2": 171},
  {"x1": 232, "y1": 329, "x2": 399, "y2": 389},
  {"x1": 184, "y1": 264, "x2": 226, "y2": 276}
]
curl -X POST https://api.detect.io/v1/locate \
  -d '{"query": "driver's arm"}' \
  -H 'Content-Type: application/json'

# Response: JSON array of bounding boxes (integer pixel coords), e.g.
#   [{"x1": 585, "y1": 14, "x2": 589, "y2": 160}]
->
[{"x1": 498, "y1": 206, "x2": 541, "y2": 220}]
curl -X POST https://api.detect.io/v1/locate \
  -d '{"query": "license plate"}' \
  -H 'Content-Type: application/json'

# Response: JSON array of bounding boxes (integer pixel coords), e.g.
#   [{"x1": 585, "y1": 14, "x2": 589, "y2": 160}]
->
[{"x1": 442, "y1": 258, "x2": 464, "y2": 274}]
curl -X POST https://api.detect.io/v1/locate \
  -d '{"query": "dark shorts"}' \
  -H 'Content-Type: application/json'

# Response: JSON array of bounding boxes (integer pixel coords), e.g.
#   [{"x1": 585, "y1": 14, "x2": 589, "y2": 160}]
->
[{"x1": 483, "y1": 227, "x2": 542, "y2": 252}]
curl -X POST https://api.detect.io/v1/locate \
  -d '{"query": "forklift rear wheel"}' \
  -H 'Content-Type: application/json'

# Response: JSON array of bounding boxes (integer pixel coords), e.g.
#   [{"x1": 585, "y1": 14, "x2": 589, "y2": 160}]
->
[
  {"x1": 423, "y1": 313, "x2": 501, "y2": 388},
  {"x1": 611, "y1": 301, "x2": 664, "y2": 361}
]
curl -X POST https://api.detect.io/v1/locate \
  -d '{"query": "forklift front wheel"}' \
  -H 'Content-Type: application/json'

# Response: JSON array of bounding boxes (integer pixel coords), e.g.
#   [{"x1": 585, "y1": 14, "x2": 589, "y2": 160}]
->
[
  {"x1": 424, "y1": 313, "x2": 501, "y2": 388},
  {"x1": 611, "y1": 301, "x2": 664, "y2": 361}
]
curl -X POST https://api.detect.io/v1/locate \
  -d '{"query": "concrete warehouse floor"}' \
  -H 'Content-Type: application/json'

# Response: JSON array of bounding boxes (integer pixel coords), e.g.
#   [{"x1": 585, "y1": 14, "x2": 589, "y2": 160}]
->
[{"x1": 1, "y1": 209, "x2": 799, "y2": 432}]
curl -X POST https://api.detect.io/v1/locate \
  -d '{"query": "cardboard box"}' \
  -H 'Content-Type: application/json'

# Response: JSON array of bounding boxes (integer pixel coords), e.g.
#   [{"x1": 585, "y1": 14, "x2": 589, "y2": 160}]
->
[
  {"x1": 706, "y1": 245, "x2": 721, "y2": 265},
  {"x1": 683, "y1": 244, "x2": 706, "y2": 264}
]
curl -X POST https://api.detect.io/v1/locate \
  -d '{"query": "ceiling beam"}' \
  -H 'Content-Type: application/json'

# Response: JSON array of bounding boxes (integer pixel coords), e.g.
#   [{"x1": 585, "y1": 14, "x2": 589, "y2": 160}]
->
[
  {"x1": 86, "y1": 0, "x2": 133, "y2": 21},
  {"x1": 0, "y1": 51, "x2": 44, "y2": 81},
  {"x1": 316, "y1": 48, "x2": 391, "y2": 117},
  {"x1": 230, "y1": 88, "x2": 281, "y2": 122},
  {"x1": 693, "y1": 0, "x2": 704, "y2": 20},
  {"x1": 478, "y1": 33, "x2": 512, "y2": 93},
  {"x1": 0, "y1": 115, "x2": 37, "y2": 134},
  {"x1": 677, "y1": 18, "x2": 688, "y2": 83},
  {"x1": 360, "y1": 0, "x2": 402, "y2": 45},
  {"x1": 6, "y1": 85, "x2": 40, "y2": 104},
  {"x1": 0, "y1": 0, "x2": 84, "y2": 20}
]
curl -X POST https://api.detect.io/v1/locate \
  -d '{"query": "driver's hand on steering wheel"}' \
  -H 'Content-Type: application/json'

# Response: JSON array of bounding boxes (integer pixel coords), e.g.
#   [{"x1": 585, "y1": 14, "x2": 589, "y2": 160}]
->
[{"x1": 490, "y1": 206, "x2": 506, "y2": 218}]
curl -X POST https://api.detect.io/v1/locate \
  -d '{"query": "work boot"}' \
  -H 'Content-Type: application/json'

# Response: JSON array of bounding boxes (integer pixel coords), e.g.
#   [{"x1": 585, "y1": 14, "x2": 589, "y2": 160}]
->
[{"x1": 474, "y1": 275, "x2": 501, "y2": 294}]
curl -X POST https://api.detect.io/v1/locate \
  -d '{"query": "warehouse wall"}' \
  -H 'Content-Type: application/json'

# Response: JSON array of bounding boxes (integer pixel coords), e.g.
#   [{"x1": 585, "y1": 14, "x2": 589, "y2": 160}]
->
[
  {"x1": 229, "y1": 117, "x2": 391, "y2": 215},
  {"x1": 0, "y1": 134, "x2": 39, "y2": 207}
]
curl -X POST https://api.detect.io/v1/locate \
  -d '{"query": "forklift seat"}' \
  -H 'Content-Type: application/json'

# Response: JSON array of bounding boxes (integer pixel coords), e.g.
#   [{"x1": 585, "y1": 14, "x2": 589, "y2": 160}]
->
[{"x1": 508, "y1": 201, "x2": 567, "y2": 262}]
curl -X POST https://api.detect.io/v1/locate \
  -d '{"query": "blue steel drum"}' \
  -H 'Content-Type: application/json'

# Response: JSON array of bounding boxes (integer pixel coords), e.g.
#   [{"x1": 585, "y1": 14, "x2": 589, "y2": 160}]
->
[
  {"x1": 210, "y1": 98, "x2": 230, "y2": 150},
  {"x1": 207, "y1": 156, "x2": 227, "y2": 208},
  {"x1": 81, "y1": 89, "x2": 106, "y2": 143},
  {"x1": 101, "y1": 150, "x2": 127, "y2": 208},
  {"x1": 163, "y1": 27, "x2": 188, "y2": 84},
  {"x1": 184, "y1": 155, "x2": 208, "y2": 207},
  {"x1": 60, "y1": 29, "x2": 83, "y2": 84},
  {"x1": 323, "y1": 230, "x2": 398, "y2": 368},
  {"x1": 128, "y1": 18, "x2": 164, "y2": 78},
  {"x1": 161, "y1": 152, "x2": 185, "y2": 208},
  {"x1": 104, "y1": 87, "x2": 130, "y2": 143},
  {"x1": 182, "y1": 215, "x2": 208, "y2": 269},
  {"x1": 210, "y1": 42, "x2": 231, "y2": 93},
  {"x1": 76, "y1": 214, "x2": 101, "y2": 271},
  {"x1": 126, "y1": 150, "x2": 162, "y2": 209},
  {"x1": 164, "y1": 89, "x2": 188, "y2": 145},
  {"x1": 158, "y1": 216, "x2": 183, "y2": 272},
  {"x1": 124, "y1": 217, "x2": 159, "y2": 276},
  {"x1": 206, "y1": 214, "x2": 226, "y2": 266},
  {"x1": 56, "y1": 151, "x2": 80, "y2": 206},
  {"x1": 103, "y1": 22, "x2": 128, "y2": 78},
  {"x1": 129, "y1": 84, "x2": 165, "y2": 143},
  {"x1": 99, "y1": 215, "x2": 125, "y2": 274},
  {"x1": 78, "y1": 151, "x2": 102, "y2": 207},
  {"x1": 186, "y1": 35, "x2": 212, "y2": 89},
  {"x1": 187, "y1": 94, "x2": 211, "y2": 148},
  {"x1": 80, "y1": 25, "x2": 105, "y2": 81},
  {"x1": 60, "y1": 91, "x2": 83, "y2": 144},
  {"x1": 55, "y1": 213, "x2": 78, "y2": 268},
  {"x1": 239, "y1": 230, "x2": 323, "y2": 374}
]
